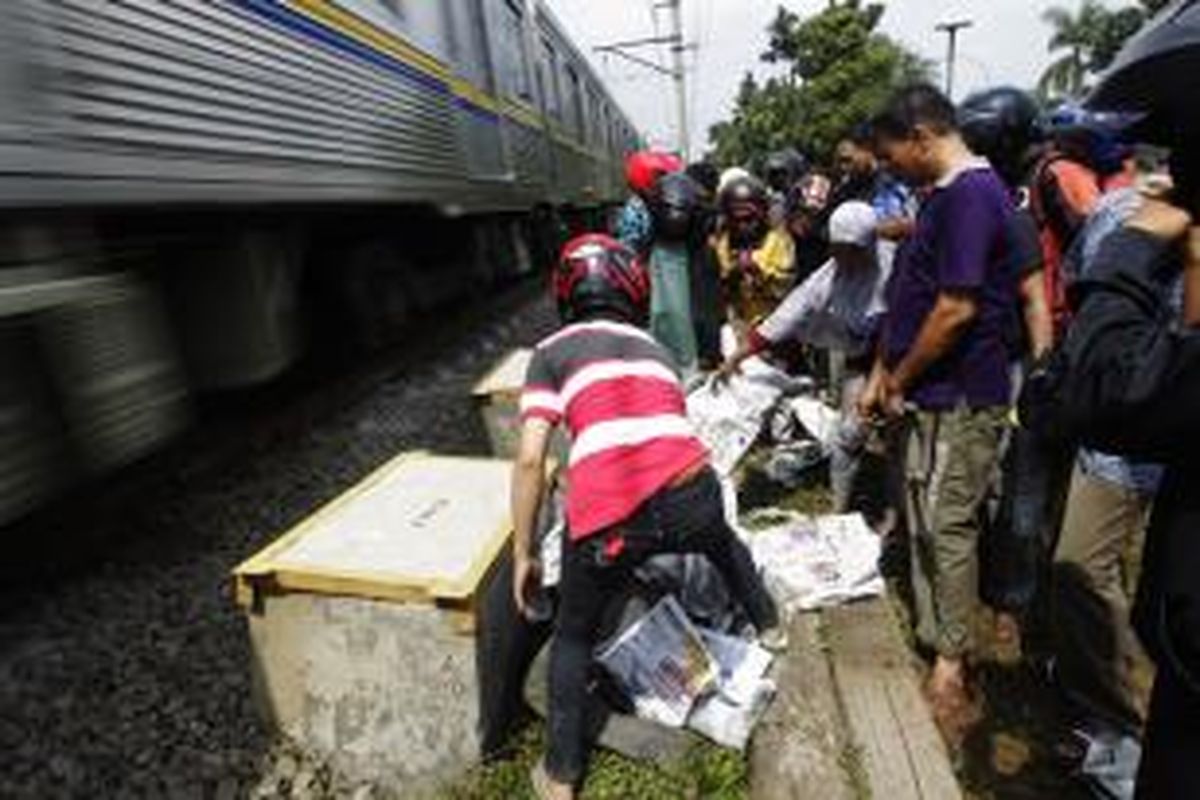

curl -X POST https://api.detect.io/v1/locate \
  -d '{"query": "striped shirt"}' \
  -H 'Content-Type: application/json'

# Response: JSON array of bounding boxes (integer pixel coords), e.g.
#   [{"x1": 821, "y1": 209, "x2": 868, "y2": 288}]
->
[{"x1": 520, "y1": 320, "x2": 709, "y2": 540}]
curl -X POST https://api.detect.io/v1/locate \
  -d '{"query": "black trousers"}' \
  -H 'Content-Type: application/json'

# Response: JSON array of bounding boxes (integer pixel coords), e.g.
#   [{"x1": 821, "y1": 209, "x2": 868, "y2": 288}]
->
[
  {"x1": 544, "y1": 467, "x2": 778, "y2": 783},
  {"x1": 1136, "y1": 669, "x2": 1200, "y2": 799}
]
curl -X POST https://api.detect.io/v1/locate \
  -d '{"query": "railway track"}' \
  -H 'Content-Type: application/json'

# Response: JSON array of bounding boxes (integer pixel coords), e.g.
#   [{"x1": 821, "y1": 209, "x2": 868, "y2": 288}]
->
[{"x1": 0, "y1": 280, "x2": 556, "y2": 799}]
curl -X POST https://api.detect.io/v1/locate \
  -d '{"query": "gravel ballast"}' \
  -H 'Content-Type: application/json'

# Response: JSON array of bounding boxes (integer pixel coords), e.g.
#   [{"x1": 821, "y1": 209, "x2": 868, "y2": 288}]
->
[{"x1": 0, "y1": 290, "x2": 556, "y2": 799}]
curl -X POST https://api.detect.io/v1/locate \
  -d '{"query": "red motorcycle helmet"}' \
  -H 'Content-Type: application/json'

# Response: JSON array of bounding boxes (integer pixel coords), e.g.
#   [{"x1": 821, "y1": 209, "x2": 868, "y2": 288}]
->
[
  {"x1": 625, "y1": 150, "x2": 684, "y2": 195},
  {"x1": 553, "y1": 233, "x2": 650, "y2": 325}
]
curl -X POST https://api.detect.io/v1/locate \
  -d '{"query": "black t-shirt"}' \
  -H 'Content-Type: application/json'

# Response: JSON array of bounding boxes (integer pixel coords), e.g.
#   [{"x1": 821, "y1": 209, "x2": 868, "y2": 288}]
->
[
  {"x1": 1007, "y1": 206, "x2": 1045, "y2": 357},
  {"x1": 1009, "y1": 207, "x2": 1044, "y2": 278}
]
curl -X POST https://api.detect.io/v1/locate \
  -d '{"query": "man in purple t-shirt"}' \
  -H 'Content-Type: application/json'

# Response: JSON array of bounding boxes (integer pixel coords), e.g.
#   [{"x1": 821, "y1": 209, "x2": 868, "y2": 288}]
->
[{"x1": 858, "y1": 84, "x2": 1017, "y2": 733}]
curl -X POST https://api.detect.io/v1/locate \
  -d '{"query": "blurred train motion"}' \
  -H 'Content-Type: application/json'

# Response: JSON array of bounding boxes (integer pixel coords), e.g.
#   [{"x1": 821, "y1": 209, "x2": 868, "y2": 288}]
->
[{"x1": 0, "y1": 0, "x2": 638, "y2": 524}]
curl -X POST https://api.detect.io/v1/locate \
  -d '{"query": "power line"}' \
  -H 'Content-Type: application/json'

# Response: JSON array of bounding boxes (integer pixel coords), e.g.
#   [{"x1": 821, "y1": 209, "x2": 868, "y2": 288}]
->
[{"x1": 593, "y1": 0, "x2": 695, "y2": 157}]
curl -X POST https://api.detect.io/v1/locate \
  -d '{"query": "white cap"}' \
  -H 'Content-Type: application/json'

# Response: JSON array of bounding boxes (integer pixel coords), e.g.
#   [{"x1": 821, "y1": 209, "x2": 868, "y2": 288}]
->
[
  {"x1": 717, "y1": 167, "x2": 751, "y2": 195},
  {"x1": 828, "y1": 201, "x2": 878, "y2": 248}
]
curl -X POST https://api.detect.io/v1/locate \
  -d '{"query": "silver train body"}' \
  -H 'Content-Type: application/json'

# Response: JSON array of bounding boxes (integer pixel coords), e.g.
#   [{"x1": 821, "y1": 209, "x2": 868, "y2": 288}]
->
[{"x1": 0, "y1": 0, "x2": 638, "y2": 524}]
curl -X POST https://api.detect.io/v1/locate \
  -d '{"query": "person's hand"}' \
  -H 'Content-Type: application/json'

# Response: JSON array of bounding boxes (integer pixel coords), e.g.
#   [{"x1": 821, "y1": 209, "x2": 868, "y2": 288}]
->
[
  {"x1": 877, "y1": 217, "x2": 916, "y2": 242},
  {"x1": 742, "y1": 263, "x2": 767, "y2": 292},
  {"x1": 715, "y1": 356, "x2": 742, "y2": 385},
  {"x1": 1126, "y1": 198, "x2": 1193, "y2": 242},
  {"x1": 736, "y1": 249, "x2": 756, "y2": 272},
  {"x1": 856, "y1": 370, "x2": 885, "y2": 420},
  {"x1": 881, "y1": 372, "x2": 907, "y2": 419},
  {"x1": 513, "y1": 554, "x2": 542, "y2": 619}
]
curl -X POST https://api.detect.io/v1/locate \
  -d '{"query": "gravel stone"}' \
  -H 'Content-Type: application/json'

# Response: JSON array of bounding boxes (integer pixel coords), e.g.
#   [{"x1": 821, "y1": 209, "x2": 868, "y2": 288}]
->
[{"x1": 0, "y1": 290, "x2": 555, "y2": 797}]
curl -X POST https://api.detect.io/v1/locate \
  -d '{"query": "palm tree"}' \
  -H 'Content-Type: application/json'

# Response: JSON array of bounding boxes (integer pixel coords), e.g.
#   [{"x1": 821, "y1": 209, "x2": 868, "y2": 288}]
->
[{"x1": 1038, "y1": 1, "x2": 1112, "y2": 100}]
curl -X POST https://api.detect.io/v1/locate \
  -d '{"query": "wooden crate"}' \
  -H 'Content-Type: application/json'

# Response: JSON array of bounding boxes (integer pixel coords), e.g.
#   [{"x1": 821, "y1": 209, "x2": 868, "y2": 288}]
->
[
  {"x1": 471, "y1": 348, "x2": 568, "y2": 462},
  {"x1": 233, "y1": 452, "x2": 527, "y2": 795},
  {"x1": 471, "y1": 348, "x2": 532, "y2": 459}
]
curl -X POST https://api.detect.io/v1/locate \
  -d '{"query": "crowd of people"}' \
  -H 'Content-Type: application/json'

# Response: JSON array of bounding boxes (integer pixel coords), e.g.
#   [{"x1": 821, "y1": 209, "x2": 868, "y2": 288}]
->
[{"x1": 510, "y1": 8, "x2": 1200, "y2": 798}]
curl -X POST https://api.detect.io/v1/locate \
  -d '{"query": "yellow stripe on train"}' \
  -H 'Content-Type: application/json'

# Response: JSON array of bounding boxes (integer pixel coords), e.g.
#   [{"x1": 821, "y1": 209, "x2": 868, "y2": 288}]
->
[
  {"x1": 285, "y1": 0, "x2": 451, "y2": 82},
  {"x1": 285, "y1": 0, "x2": 547, "y2": 128}
]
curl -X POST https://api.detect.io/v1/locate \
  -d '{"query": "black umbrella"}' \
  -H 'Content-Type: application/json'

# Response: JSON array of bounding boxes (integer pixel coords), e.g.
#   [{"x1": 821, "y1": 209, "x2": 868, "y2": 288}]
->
[{"x1": 1087, "y1": 0, "x2": 1200, "y2": 143}]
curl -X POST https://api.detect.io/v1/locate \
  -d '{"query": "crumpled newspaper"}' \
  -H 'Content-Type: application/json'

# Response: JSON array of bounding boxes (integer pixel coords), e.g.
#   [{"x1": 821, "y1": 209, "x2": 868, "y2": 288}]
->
[
  {"x1": 595, "y1": 593, "x2": 779, "y2": 746},
  {"x1": 595, "y1": 595, "x2": 719, "y2": 728},
  {"x1": 749, "y1": 512, "x2": 884, "y2": 611},
  {"x1": 687, "y1": 627, "x2": 776, "y2": 750},
  {"x1": 686, "y1": 361, "x2": 785, "y2": 475}
]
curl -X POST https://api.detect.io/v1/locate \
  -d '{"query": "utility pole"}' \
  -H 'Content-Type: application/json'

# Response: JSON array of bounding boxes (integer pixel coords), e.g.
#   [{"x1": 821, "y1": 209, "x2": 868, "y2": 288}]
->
[
  {"x1": 594, "y1": 1, "x2": 692, "y2": 158},
  {"x1": 665, "y1": 0, "x2": 689, "y2": 159},
  {"x1": 935, "y1": 20, "x2": 973, "y2": 100}
]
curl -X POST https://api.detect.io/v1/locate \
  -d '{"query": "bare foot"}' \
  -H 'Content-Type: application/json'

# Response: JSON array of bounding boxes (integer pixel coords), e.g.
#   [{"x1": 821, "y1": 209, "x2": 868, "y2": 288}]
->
[
  {"x1": 926, "y1": 657, "x2": 982, "y2": 748},
  {"x1": 993, "y1": 612, "x2": 1022, "y2": 665},
  {"x1": 531, "y1": 759, "x2": 574, "y2": 800}
]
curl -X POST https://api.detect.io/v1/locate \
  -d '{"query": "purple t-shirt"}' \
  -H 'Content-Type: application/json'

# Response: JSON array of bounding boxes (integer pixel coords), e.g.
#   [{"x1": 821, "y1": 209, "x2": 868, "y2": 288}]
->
[{"x1": 882, "y1": 165, "x2": 1017, "y2": 410}]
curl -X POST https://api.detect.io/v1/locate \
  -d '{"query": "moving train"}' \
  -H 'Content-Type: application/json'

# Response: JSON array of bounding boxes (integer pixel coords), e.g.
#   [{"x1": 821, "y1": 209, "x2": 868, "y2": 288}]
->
[{"x1": 0, "y1": 0, "x2": 640, "y2": 525}]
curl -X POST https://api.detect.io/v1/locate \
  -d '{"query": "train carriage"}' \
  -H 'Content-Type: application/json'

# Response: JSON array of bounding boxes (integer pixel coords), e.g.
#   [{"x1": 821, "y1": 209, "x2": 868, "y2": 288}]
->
[{"x1": 0, "y1": 0, "x2": 641, "y2": 525}]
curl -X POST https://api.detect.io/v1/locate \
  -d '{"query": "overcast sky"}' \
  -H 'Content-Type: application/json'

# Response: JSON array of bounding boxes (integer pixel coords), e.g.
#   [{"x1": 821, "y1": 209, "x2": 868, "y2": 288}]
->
[{"x1": 543, "y1": 0, "x2": 1077, "y2": 158}]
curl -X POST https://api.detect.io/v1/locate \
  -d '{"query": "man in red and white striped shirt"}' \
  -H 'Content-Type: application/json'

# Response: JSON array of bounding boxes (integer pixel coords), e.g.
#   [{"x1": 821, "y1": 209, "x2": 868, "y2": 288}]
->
[
  {"x1": 511, "y1": 234, "x2": 781, "y2": 800},
  {"x1": 520, "y1": 317, "x2": 709, "y2": 539}
]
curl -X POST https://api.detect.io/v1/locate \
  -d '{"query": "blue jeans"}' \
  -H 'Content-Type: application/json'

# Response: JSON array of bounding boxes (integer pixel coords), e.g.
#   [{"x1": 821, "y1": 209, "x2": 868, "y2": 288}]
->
[{"x1": 545, "y1": 467, "x2": 777, "y2": 784}]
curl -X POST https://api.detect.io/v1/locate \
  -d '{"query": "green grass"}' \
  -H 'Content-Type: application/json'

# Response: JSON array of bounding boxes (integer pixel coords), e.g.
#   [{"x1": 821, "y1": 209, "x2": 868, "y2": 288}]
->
[{"x1": 440, "y1": 723, "x2": 748, "y2": 800}]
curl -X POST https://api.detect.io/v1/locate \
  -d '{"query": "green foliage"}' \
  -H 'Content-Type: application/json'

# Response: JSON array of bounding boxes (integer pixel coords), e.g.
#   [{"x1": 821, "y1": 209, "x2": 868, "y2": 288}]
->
[
  {"x1": 441, "y1": 723, "x2": 749, "y2": 800},
  {"x1": 707, "y1": 1, "x2": 929, "y2": 167},
  {"x1": 1039, "y1": 0, "x2": 1175, "y2": 101}
]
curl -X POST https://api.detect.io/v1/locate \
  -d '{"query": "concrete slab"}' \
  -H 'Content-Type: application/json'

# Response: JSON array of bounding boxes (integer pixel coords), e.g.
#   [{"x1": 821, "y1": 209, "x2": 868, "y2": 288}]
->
[{"x1": 233, "y1": 453, "x2": 524, "y2": 796}]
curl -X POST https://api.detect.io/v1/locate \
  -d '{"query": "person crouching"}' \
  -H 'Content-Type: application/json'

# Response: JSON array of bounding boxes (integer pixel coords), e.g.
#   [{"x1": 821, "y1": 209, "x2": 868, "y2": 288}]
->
[{"x1": 511, "y1": 234, "x2": 785, "y2": 800}]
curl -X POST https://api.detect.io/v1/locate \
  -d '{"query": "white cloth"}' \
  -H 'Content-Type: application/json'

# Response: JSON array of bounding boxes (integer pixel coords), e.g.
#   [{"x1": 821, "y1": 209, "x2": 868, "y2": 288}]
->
[
  {"x1": 828, "y1": 201, "x2": 877, "y2": 247},
  {"x1": 717, "y1": 167, "x2": 752, "y2": 195},
  {"x1": 756, "y1": 255, "x2": 889, "y2": 359}
]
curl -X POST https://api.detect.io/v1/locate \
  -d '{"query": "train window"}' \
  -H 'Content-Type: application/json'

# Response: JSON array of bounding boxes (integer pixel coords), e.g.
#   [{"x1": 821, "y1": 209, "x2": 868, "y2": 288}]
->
[
  {"x1": 540, "y1": 37, "x2": 562, "y2": 121},
  {"x1": 496, "y1": 0, "x2": 531, "y2": 101},
  {"x1": 587, "y1": 87, "x2": 603, "y2": 147},
  {"x1": 452, "y1": 0, "x2": 494, "y2": 92},
  {"x1": 564, "y1": 66, "x2": 584, "y2": 139},
  {"x1": 379, "y1": 0, "x2": 407, "y2": 21}
]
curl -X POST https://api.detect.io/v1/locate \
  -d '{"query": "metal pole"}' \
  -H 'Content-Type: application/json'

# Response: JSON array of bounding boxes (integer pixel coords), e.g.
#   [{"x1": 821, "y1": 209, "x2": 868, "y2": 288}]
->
[
  {"x1": 935, "y1": 20, "x2": 973, "y2": 100},
  {"x1": 668, "y1": 0, "x2": 689, "y2": 159}
]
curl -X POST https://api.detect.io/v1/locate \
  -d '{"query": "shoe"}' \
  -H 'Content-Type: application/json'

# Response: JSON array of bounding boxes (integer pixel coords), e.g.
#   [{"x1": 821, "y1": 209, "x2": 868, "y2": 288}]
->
[
  {"x1": 758, "y1": 625, "x2": 790, "y2": 653},
  {"x1": 1075, "y1": 726, "x2": 1141, "y2": 800}
]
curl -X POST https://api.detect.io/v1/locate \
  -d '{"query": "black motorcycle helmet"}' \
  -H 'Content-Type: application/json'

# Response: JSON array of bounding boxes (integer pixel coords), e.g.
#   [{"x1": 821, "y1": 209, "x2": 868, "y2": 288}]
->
[
  {"x1": 958, "y1": 87, "x2": 1041, "y2": 188},
  {"x1": 764, "y1": 148, "x2": 808, "y2": 193},
  {"x1": 720, "y1": 175, "x2": 770, "y2": 246},
  {"x1": 1087, "y1": 0, "x2": 1200, "y2": 204},
  {"x1": 649, "y1": 172, "x2": 701, "y2": 242}
]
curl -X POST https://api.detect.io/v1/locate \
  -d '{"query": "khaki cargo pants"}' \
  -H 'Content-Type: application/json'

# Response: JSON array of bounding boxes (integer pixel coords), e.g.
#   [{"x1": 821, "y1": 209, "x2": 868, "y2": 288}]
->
[
  {"x1": 903, "y1": 405, "x2": 1007, "y2": 658},
  {"x1": 1053, "y1": 464, "x2": 1153, "y2": 733}
]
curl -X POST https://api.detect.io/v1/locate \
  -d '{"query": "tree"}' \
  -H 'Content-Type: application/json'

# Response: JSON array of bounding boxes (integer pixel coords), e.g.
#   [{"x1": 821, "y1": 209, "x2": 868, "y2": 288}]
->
[
  {"x1": 1038, "y1": 0, "x2": 1175, "y2": 101},
  {"x1": 707, "y1": 1, "x2": 928, "y2": 166},
  {"x1": 1038, "y1": 1, "x2": 1111, "y2": 99}
]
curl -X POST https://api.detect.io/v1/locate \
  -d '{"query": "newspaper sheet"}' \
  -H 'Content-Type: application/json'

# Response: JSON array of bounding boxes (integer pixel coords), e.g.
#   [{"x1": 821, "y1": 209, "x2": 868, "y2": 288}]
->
[
  {"x1": 750, "y1": 512, "x2": 884, "y2": 611},
  {"x1": 686, "y1": 364, "x2": 784, "y2": 475},
  {"x1": 595, "y1": 595, "x2": 719, "y2": 728}
]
